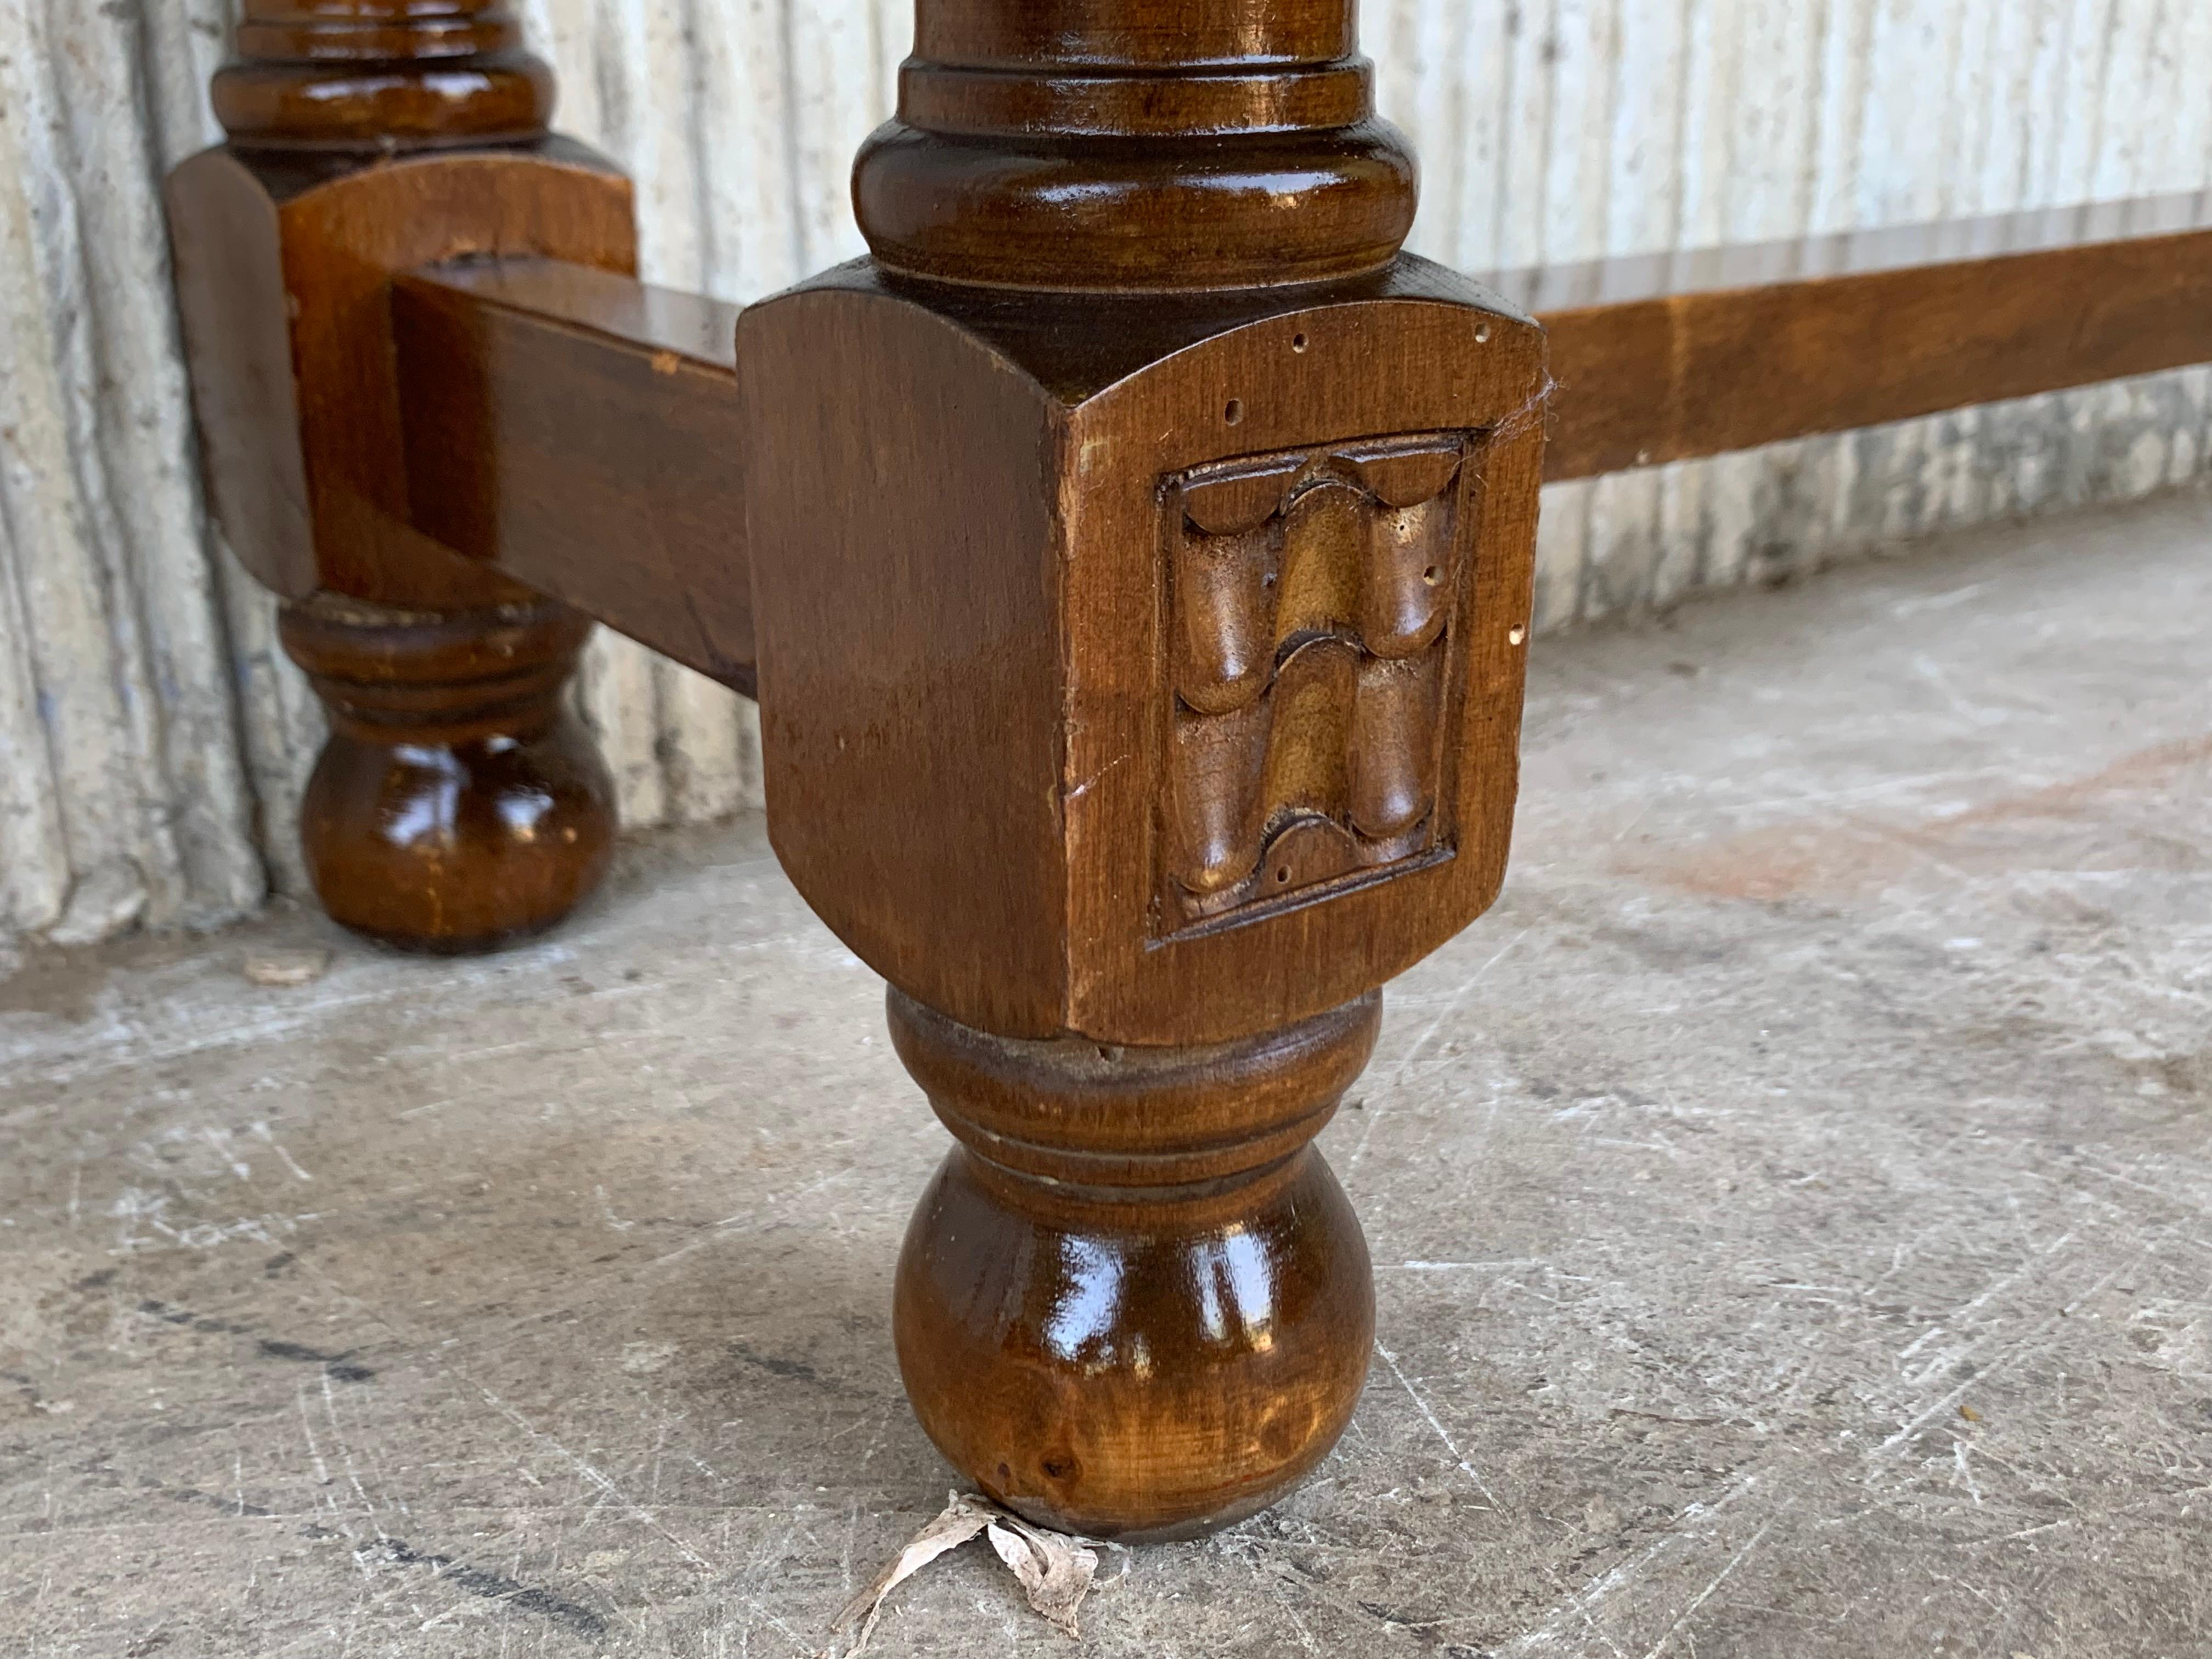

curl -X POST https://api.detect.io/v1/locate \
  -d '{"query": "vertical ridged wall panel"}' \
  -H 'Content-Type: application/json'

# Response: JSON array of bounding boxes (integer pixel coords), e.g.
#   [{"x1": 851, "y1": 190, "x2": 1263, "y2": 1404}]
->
[{"x1": 2, "y1": 0, "x2": 2207, "y2": 945}]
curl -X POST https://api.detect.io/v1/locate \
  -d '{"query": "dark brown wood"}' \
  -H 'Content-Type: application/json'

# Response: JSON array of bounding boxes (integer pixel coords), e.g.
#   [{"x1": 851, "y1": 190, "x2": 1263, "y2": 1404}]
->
[
  {"x1": 167, "y1": 147, "x2": 634, "y2": 608},
  {"x1": 213, "y1": 0, "x2": 554, "y2": 150},
  {"x1": 167, "y1": 3, "x2": 631, "y2": 951},
  {"x1": 740, "y1": 0, "x2": 1542, "y2": 1538},
  {"x1": 280, "y1": 594, "x2": 615, "y2": 952},
  {"x1": 853, "y1": 0, "x2": 1413, "y2": 289},
  {"x1": 889, "y1": 988, "x2": 1380, "y2": 1540},
  {"x1": 391, "y1": 261, "x2": 755, "y2": 695},
  {"x1": 1530, "y1": 189, "x2": 2212, "y2": 481},
  {"x1": 742, "y1": 263, "x2": 1544, "y2": 1049},
  {"x1": 360, "y1": 188, "x2": 2212, "y2": 661}
]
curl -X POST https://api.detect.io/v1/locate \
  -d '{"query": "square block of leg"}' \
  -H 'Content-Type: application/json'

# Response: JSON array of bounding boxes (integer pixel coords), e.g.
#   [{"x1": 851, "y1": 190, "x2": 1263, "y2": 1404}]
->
[
  {"x1": 165, "y1": 141, "x2": 635, "y2": 608},
  {"x1": 741, "y1": 258, "x2": 1546, "y2": 1046}
]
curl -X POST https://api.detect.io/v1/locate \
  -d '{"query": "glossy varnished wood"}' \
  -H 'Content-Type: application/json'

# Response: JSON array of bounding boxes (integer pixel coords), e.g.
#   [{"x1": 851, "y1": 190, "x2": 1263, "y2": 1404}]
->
[
  {"x1": 1531, "y1": 189, "x2": 2212, "y2": 481},
  {"x1": 170, "y1": 0, "x2": 2212, "y2": 1553},
  {"x1": 392, "y1": 261, "x2": 754, "y2": 693},
  {"x1": 281, "y1": 594, "x2": 615, "y2": 952},
  {"x1": 889, "y1": 989, "x2": 1380, "y2": 1540},
  {"x1": 168, "y1": 144, "x2": 635, "y2": 608},
  {"x1": 214, "y1": 0, "x2": 554, "y2": 151},
  {"x1": 854, "y1": 0, "x2": 1413, "y2": 289}
]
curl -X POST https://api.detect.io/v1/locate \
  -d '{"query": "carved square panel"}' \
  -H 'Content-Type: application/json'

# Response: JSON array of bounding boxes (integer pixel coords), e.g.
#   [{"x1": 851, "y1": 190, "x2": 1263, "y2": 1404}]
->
[{"x1": 1158, "y1": 431, "x2": 1471, "y2": 936}]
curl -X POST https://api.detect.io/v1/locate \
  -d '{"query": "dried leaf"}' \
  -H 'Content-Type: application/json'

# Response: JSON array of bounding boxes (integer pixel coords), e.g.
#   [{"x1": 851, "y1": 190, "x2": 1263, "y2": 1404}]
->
[
  {"x1": 243, "y1": 949, "x2": 330, "y2": 987},
  {"x1": 826, "y1": 1491, "x2": 1111, "y2": 1656},
  {"x1": 985, "y1": 1514, "x2": 1099, "y2": 1638},
  {"x1": 828, "y1": 1493, "x2": 998, "y2": 1657}
]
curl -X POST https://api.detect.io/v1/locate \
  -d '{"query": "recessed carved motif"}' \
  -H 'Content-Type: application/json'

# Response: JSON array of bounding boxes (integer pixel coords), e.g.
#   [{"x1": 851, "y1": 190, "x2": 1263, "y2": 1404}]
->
[{"x1": 1160, "y1": 433, "x2": 1470, "y2": 930}]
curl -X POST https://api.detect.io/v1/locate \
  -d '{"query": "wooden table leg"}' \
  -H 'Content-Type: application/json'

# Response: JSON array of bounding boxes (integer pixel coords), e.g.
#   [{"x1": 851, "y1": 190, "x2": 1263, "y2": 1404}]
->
[
  {"x1": 742, "y1": 0, "x2": 1546, "y2": 1537},
  {"x1": 167, "y1": 1, "x2": 630, "y2": 951}
]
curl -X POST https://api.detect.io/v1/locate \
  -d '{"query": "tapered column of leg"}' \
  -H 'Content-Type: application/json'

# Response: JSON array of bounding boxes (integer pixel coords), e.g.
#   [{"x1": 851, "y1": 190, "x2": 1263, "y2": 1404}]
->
[
  {"x1": 888, "y1": 990, "x2": 1381, "y2": 1541},
  {"x1": 279, "y1": 595, "x2": 614, "y2": 952}
]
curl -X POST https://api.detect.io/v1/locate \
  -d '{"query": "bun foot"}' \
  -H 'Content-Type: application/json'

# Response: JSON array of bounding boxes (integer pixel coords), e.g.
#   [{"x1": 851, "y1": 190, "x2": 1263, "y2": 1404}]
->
[
  {"x1": 280, "y1": 593, "x2": 616, "y2": 953},
  {"x1": 887, "y1": 988, "x2": 1380, "y2": 1541}
]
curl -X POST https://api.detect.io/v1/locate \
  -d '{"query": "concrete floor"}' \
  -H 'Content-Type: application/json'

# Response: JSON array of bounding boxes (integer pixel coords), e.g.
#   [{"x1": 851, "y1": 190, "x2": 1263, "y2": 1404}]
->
[{"x1": 4, "y1": 493, "x2": 2210, "y2": 1659}]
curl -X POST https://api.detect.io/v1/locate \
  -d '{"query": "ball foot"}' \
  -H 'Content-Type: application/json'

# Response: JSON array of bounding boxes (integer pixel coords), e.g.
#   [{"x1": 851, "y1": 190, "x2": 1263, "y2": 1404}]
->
[
  {"x1": 280, "y1": 594, "x2": 616, "y2": 953},
  {"x1": 887, "y1": 988, "x2": 1380, "y2": 1541}
]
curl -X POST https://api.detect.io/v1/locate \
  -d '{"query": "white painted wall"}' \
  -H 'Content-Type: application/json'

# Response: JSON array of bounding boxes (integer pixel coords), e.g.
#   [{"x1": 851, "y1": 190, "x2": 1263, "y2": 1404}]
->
[{"x1": 3, "y1": 0, "x2": 2208, "y2": 946}]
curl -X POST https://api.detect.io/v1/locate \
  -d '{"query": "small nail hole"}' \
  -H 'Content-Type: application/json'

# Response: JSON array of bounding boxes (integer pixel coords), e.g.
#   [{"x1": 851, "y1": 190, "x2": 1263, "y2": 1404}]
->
[
  {"x1": 1475, "y1": 322, "x2": 1493, "y2": 344},
  {"x1": 1509, "y1": 623, "x2": 1528, "y2": 645},
  {"x1": 1224, "y1": 399, "x2": 1244, "y2": 424},
  {"x1": 1274, "y1": 867, "x2": 1291, "y2": 884},
  {"x1": 1291, "y1": 332, "x2": 1309, "y2": 353},
  {"x1": 1423, "y1": 565, "x2": 1443, "y2": 585}
]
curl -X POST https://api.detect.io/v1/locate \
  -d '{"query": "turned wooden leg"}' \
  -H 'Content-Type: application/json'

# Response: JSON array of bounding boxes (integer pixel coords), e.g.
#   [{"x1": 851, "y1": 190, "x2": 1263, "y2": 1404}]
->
[
  {"x1": 741, "y1": 0, "x2": 1547, "y2": 1534},
  {"x1": 279, "y1": 595, "x2": 614, "y2": 953},
  {"x1": 889, "y1": 990, "x2": 1380, "y2": 1539},
  {"x1": 165, "y1": 1, "x2": 638, "y2": 953}
]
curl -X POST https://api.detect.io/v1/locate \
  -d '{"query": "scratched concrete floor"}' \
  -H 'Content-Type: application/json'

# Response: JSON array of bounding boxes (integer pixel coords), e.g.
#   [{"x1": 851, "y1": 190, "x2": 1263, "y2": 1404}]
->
[{"x1": 5, "y1": 493, "x2": 2210, "y2": 1659}]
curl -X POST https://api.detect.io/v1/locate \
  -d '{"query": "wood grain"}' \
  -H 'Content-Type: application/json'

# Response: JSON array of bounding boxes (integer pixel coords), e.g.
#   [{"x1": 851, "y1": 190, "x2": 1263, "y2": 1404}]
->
[
  {"x1": 1530, "y1": 190, "x2": 2212, "y2": 480},
  {"x1": 214, "y1": 0, "x2": 554, "y2": 150},
  {"x1": 741, "y1": 259, "x2": 1544, "y2": 1047},
  {"x1": 158, "y1": 0, "x2": 2212, "y2": 1554},
  {"x1": 366, "y1": 188, "x2": 2212, "y2": 733},
  {"x1": 392, "y1": 261, "x2": 754, "y2": 694},
  {"x1": 169, "y1": 143, "x2": 636, "y2": 610},
  {"x1": 740, "y1": 0, "x2": 1542, "y2": 1544},
  {"x1": 27, "y1": 0, "x2": 2212, "y2": 949},
  {"x1": 853, "y1": 0, "x2": 1413, "y2": 288},
  {"x1": 889, "y1": 987, "x2": 1380, "y2": 1541},
  {"x1": 740, "y1": 276, "x2": 1070, "y2": 1036},
  {"x1": 280, "y1": 593, "x2": 616, "y2": 952},
  {"x1": 1163, "y1": 433, "x2": 1464, "y2": 926}
]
